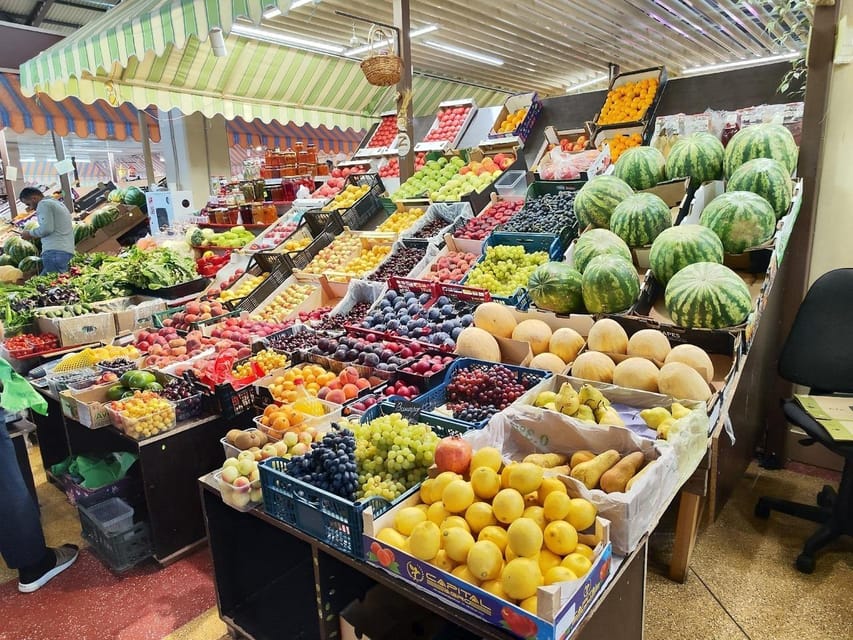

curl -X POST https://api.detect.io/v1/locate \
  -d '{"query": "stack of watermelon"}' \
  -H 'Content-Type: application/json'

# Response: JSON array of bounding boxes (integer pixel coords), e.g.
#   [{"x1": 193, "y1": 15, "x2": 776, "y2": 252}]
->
[{"x1": 2, "y1": 236, "x2": 40, "y2": 273}]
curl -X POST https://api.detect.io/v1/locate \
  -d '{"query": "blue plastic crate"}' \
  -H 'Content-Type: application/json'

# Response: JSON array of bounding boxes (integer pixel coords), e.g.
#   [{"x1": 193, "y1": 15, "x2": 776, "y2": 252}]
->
[
  {"x1": 259, "y1": 457, "x2": 418, "y2": 559},
  {"x1": 484, "y1": 231, "x2": 564, "y2": 261},
  {"x1": 360, "y1": 400, "x2": 467, "y2": 437}
]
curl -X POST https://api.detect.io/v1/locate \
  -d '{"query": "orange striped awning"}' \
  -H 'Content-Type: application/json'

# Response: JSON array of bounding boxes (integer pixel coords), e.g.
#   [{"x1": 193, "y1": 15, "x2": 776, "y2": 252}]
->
[
  {"x1": 0, "y1": 73, "x2": 160, "y2": 143},
  {"x1": 226, "y1": 117, "x2": 365, "y2": 155}
]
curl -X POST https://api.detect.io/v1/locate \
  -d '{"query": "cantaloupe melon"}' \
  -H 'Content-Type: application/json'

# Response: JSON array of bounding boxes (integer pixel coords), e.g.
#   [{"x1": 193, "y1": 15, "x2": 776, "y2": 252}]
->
[
  {"x1": 548, "y1": 328, "x2": 585, "y2": 364},
  {"x1": 613, "y1": 357, "x2": 660, "y2": 393},
  {"x1": 473, "y1": 302, "x2": 517, "y2": 338},
  {"x1": 664, "y1": 344, "x2": 715, "y2": 383},
  {"x1": 455, "y1": 327, "x2": 501, "y2": 362},
  {"x1": 512, "y1": 319, "x2": 553, "y2": 355},
  {"x1": 626, "y1": 329, "x2": 671, "y2": 363},
  {"x1": 658, "y1": 362, "x2": 712, "y2": 402},
  {"x1": 587, "y1": 318, "x2": 629, "y2": 354},
  {"x1": 571, "y1": 352, "x2": 616, "y2": 383},
  {"x1": 530, "y1": 352, "x2": 567, "y2": 374}
]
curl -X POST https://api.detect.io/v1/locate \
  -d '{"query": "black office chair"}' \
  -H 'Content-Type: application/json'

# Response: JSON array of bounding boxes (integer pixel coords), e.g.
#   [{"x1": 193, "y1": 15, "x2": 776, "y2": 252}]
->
[{"x1": 755, "y1": 268, "x2": 853, "y2": 573}]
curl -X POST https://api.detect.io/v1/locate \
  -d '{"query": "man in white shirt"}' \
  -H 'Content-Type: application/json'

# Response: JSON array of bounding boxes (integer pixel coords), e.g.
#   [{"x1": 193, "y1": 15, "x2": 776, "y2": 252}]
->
[{"x1": 18, "y1": 187, "x2": 75, "y2": 275}]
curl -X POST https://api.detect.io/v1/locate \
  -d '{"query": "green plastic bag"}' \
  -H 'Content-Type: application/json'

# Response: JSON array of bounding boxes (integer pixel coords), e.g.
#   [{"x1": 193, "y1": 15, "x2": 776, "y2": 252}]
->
[
  {"x1": 50, "y1": 452, "x2": 138, "y2": 490},
  {"x1": 0, "y1": 357, "x2": 47, "y2": 415}
]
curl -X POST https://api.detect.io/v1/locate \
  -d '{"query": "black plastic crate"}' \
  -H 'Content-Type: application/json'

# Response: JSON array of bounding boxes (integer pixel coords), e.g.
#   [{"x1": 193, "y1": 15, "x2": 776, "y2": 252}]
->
[
  {"x1": 346, "y1": 172, "x2": 386, "y2": 199},
  {"x1": 288, "y1": 230, "x2": 338, "y2": 271},
  {"x1": 303, "y1": 208, "x2": 347, "y2": 238},
  {"x1": 214, "y1": 381, "x2": 257, "y2": 419},
  {"x1": 78, "y1": 497, "x2": 151, "y2": 573},
  {"x1": 235, "y1": 263, "x2": 293, "y2": 312},
  {"x1": 341, "y1": 191, "x2": 385, "y2": 231}
]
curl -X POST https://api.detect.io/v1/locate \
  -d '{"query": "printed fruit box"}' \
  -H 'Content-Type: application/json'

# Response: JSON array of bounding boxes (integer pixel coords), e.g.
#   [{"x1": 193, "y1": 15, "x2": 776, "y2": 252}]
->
[
  {"x1": 362, "y1": 493, "x2": 612, "y2": 640},
  {"x1": 93, "y1": 296, "x2": 167, "y2": 334},
  {"x1": 36, "y1": 309, "x2": 117, "y2": 347},
  {"x1": 531, "y1": 127, "x2": 592, "y2": 175},
  {"x1": 59, "y1": 382, "x2": 115, "y2": 429},
  {"x1": 488, "y1": 91, "x2": 543, "y2": 143},
  {"x1": 593, "y1": 66, "x2": 668, "y2": 129}
]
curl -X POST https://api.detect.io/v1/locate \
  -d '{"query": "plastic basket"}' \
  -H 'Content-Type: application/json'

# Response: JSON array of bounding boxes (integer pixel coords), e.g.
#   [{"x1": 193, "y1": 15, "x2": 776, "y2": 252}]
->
[
  {"x1": 215, "y1": 381, "x2": 257, "y2": 419},
  {"x1": 82, "y1": 496, "x2": 134, "y2": 534},
  {"x1": 214, "y1": 470, "x2": 262, "y2": 512},
  {"x1": 107, "y1": 402, "x2": 177, "y2": 440},
  {"x1": 235, "y1": 263, "x2": 293, "y2": 312},
  {"x1": 60, "y1": 474, "x2": 136, "y2": 507},
  {"x1": 341, "y1": 190, "x2": 385, "y2": 232},
  {"x1": 347, "y1": 173, "x2": 386, "y2": 199},
  {"x1": 286, "y1": 229, "x2": 339, "y2": 271},
  {"x1": 253, "y1": 399, "x2": 342, "y2": 441},
  {"x1": 78, "y1": 498, "x2": 151, "y2": 573},
  {"x1": 260, "y1": 457, "x2": 418, "y2": 558},
  {"x1": 360, "y1": 400, "x2": 466, "y2": 437},
  {"x1": 131, "y1": 277, "x2": 211, "y2": 300}
]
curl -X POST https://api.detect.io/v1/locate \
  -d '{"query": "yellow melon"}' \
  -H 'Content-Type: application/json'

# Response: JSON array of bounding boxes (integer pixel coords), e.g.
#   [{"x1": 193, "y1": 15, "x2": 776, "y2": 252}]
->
[
  {"x1": 612, "y1": 357, "x2": 660, "y2": 393},
  {"x1": 570, "y1": 351, "x2": 616, "y2": 383},
  {"x1": 626, "y1": 329, "x2": 671, "y2": 362},
  {"x1": 455, "y1": 327, "x2": 501, "y2": 362},
  {"x1": 473, "y1": 302, "x2": 517, "y2": 338},
  {"x1": 664, "y1": 344, "x2": 714, "y2": 383},
  {"x1": 530, "y1": 352, "x2": 567, "y2": 374},
  {"x1": 548, "y1": 327, "x2": 585, "y2": 363},
  {"x1": 658, "y1": 362, "x2": 712, "y2": 402},
  {"x1": 512, "y1": 319, "x2": 553, "y2": 355},
  {"x1": 587, "y1": 318, "x2": 628, "y2": 354}
]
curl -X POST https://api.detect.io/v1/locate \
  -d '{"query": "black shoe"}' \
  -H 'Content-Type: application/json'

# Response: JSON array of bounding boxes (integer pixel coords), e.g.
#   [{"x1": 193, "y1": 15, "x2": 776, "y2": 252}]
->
[{"x1": 18, "y1": 545, "x2": 79, "y2": 593}]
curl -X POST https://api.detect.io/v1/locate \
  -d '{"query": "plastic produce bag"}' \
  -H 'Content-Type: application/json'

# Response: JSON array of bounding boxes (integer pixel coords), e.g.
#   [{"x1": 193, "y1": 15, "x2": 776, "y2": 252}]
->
[
  {"x1": 50, "y1": 452, "x2": 138, "y2": 490},
  {"x1": 0, "y1": 357, "x2": 47, "y2": 415}
]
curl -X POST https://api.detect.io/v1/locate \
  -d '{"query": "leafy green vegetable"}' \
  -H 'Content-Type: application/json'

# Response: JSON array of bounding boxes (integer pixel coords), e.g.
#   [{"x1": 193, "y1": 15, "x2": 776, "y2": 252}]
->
[{"x1": 122, "y1": 247, "x2": 199, "y2": 290}]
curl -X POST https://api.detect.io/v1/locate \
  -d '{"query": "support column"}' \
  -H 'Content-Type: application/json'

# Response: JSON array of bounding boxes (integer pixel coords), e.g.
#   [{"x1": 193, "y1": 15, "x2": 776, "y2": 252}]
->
[
  {"x1": 205, "y1": 114, "x2": 232, "y2": 178},
  {"x1": 394, "y1": 0, "x2": 414, "y2": 181},
  {"x1": 138, "y1": 111, "x2": 156, "y2": 188},
  {"x1": 50, "y1": 132, "x2": 74, "y2": 213},
  {"x1": 159, "y1": 110, "x2": 228, "y2": 205},
  {"x1": 0, "y1": 130, "x2": 19, "y2": 217}
]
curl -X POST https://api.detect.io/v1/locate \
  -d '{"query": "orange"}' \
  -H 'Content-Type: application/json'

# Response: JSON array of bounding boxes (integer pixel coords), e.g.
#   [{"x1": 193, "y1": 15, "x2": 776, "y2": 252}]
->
[
  {"x1": 272, "y1": 416, "x2": 290, "y2": 432},
  {"x1": 342, "y1": 383, "x2": 359, "y2": 400}
]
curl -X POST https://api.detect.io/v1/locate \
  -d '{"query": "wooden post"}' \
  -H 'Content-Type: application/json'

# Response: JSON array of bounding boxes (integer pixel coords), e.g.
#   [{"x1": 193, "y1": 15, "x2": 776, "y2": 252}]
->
[
  {"x1": 394, "y1": 0, "x2": 414, "y2": 181},
  {"x1": 138, "y1": 111, "x2": 156, "y2": 188},
  {"x1": 51, "y1": 131, "x2": 74, "y2": 213},
  {"x1": 0, "y1": 130, "x2": 17, "y2": 217}
]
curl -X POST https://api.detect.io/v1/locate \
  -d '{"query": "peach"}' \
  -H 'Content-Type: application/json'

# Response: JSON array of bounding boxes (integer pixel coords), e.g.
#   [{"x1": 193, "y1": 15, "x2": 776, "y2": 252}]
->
[
  {"x1": 326, "y1": 389, "x2": 346, "y2": 404},
  {"x1": 326, "y1": 379, "x2": 342, "y2": 391},
  {"x1": 355, "y1": 378, "x2": 370, "y2": 390},
  {"x1": 342, "y1": 383, "x2": 359, "y2": 400},
  {"x1": 340, "y1": 366, "x2": 360, "y2": 385}
]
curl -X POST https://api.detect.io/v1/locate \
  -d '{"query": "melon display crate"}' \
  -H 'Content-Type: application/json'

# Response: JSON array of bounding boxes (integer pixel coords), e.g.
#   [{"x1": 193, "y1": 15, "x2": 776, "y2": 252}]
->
[
  {"x1": 488, "y1": 91, "x2": 543, "y2": 143},
  {"x1": 592, "y1": 66, "x2": 668, "y2": 133},
  {"x1": 362, "y1": 489, "x2": 612, "y2": 640},
  {"x1": 414, "y1": 98, "x2": 479, "y2": 152}
]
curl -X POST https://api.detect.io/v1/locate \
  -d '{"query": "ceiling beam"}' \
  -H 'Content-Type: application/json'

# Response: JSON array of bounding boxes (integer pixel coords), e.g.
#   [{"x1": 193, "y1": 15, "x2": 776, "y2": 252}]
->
[
  {"x1": 28, "y1": 0, "x2": 57, "y2": 27},
  {"x1": 1, "y1": 8, "x2": 80, "y2": 29},
  {"x1": 55, "y1": 1, "x2": 112, "y2": 12}
]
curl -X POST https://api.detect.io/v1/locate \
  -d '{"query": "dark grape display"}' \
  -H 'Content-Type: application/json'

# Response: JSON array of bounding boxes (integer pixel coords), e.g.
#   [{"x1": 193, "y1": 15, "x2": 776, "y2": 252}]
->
[
  {"x1": 445, "y1": 364, "x2": 538, "y2": 422},
  {"x1": 286, "y1": 429, "x2": 358, "y2": 500},
  {"x1": 501, "y1": 190, "x2": 579, "y2": 237}
]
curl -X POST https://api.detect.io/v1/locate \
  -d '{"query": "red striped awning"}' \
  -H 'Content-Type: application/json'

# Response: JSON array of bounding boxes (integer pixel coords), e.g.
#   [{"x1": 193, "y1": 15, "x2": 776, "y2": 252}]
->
[
  {"x1": 226, "y1": 117, "x2": 365, "y2": 155},
  {"x1": 0, "y1": 72, "x2": 160, "y2": 143}
]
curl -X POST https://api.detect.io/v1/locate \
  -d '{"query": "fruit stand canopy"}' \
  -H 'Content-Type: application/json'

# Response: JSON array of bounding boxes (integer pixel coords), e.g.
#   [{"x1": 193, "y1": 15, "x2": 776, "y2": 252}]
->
[{"x1": 17, "y1": 0, "x2": 509, "y2": 131}]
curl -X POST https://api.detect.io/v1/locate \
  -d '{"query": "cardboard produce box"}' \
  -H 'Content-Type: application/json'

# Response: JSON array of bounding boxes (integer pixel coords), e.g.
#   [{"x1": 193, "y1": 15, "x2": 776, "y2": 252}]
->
[
  {"x1": 93, "y1": 296, "x2": 167, "y2": 333},
  {"x1": 36, "y1": 309, "x2": 116, "y2": 347},
  {"x1": 363, "y1": 493, "x2": 612, "y2": 640},
  {"x1": 59, "y1": 383, "x2": 115, "y2": 429}
]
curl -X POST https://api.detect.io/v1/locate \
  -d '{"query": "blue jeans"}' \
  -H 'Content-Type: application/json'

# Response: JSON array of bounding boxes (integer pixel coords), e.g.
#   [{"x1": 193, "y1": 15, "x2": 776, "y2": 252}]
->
[
  {"x1": 0, "y1": 412, "x2": 48, "y2": 568},
  {"x1": 41, "y1": 250, "x2": 73, "y2": 275}
]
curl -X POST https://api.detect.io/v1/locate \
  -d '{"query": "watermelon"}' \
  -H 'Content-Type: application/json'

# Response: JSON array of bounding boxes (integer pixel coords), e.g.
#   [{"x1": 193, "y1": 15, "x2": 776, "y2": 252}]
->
[
  {"x1": 649, "y1": 225, "x2": 724, "y2": 286},
  {"x1": 527, "y1": 262, "x2": 584, "y2": 314},
  {"x1": 699, "y1": 191, "x2": 776, "y2": 254},
  {"x1": 0, "y1": 255, "x2": 14, "y2": 267},
  {"x1": 726, "y1": 158, "x2": 792, "y2": 220},
  {"x1": 18, "y1": 255, "x2": 42, "y2": 274},
  {"x1": 723, "y1": 123, "x2": 798, "y2": 178},
  {"x1": 573, "y1": 175, "x2": 634, "y2": 229},
  {"x1": 108, "y1": 188, "x2": 125, "y2": 203},
  {"x1": 609, "y1": 193, "x2": 672, "y2": 248},
  {"x1": 123, "y1": 186, "x2": 146, "y2": 207},
  {"x1": 613, "y1": 146, "x2": 666, "y2": 191},
  {"x1": 665, "y1": 133, "x2": 725, "y2": 186},
  {"x1": 573, "y1": 229, "x2": 632, "y2": 273},
  {"x1": 90, "y1": 205, "x2": 120, "y2": 230},
  {"x1": 665, "y1": 262, "x2": 752, "y2": 329},
  {"x1": 6, "y1": 238, "x2": 37, "y2": 265},
  {"x1": 3, "y1": 235, "x2": 20, "y2": 255},
  {"x1": 581, "y1": 255, "x2": 640, "y2": 313},
  {"x1": 73, "y1": 223, "x2": 94, "y2": 244}
]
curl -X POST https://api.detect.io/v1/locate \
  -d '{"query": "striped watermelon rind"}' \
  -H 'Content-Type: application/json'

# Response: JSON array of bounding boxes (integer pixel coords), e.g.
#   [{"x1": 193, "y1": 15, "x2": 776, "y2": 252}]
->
[
  {"x1": 699, "y1": 191, "x2": 776, "y2": 254},
  {"x1": 527, "y1": 262, "x2": 584, "y2": 314},
  {"x1": 665, "y1": 262, "x2": 752, "y2": 329},
  {"x1": 573, "y1": 175, "x2": 634, "y2": 229},
  {"x1": 609, "y1": 192, "x2": 672, "y2": 248},
  {"x1": 581, "y1": 255, "x2": 640, "y2": 313},
  {"x1": 723, "y1": 123, "x2": 798, "y2": 178},
  {"x1": 726, "y1": 158, "x2": 792, "y2": 220},
  {"x1": 573, "y1": 228, "x2": 632, "y2": 273},
  {"x1": 665, "y1": 133, "x2": 725, "y2": 186},
  {"x1": 613, "y1": 146, "x2": 666, "y2": 191},
  {"x1": 649, "y1": 224, "x2": 724, "y2": 286}
]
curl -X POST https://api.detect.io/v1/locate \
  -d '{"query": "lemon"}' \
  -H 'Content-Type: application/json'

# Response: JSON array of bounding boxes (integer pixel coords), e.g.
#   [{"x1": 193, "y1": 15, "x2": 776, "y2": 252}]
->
[
  {"x1": 440, "y1": 515, "x2": 471, "y2": 534},
  {"x1": 574, "y1": 543, "x2": 595, "y2": 561},
  {"x1": 537, "y1": 477, "x2": 568, "y2": 505},
  {"x1": 415, "y1": 503, "x2": 429, "y2": 516},
  {"x1": 544, "y1": 521, "x2": 578, "y2": 556},
  {"x1": 451, "y1": 564, "x2": 481, "y2": 586},
  {"x1": 376, "y1": 527, "x2": 408, "y2": 550},
  {"x1": 519, "y1": 596, "x2": 538, "y2": 615},
  {"x1": 544, "y1": 566, "x2": 578, "y2": 585},
  {"x1": 419, "y1": 479, "x2": 439, "y2": 504},
  {"x1": 427, "y1": 501, "x2": 450, "y2": 526},
  {"x1": 470, "y1": 446, "x2": 502, "y2": 472},
  {"x1": 562, "y1": 552, "x2": 593, "y2": 577},
  {"x1": 501, "y1": 558, "x2": 543, "y2": 600},
  {"x1": 507, "y1": 518, "x2": 544, "y2": 558},
  {"x1": 408, "y1": 521, "x2": 440, "y2": 561},
  {"x1": 394, "y1": 506, "x2": 427, "y2": 536},
  {"x1": 537, "y1": 548, "x2": 562, "y2": 575},
  {"x1": 543, "y1": 492, "x2": 572, "y2": 522},
  {"x1": 433, "y1": 471, "x2": 461, "y2": 497},
  {"x1": 478, "y1": 525, "x2": 509, "y2": 554},
  {"x1": 480, "y1": 579, "x2": 508, "y2": 599},
  {"x1": 443, "y1": 527, "x2": 475, "y2": 563},
  {"x1": 501, "y1": 465, "x2": 513, "y2": 489},
  {"x1": 492, "y1": 488, "x2": 525, "y2": 524},
  {"x1": 508, "y1": 462, "x2": 544, "y2": 494},
  {"x1": 431, "y1": 549, "x2": 456, "y2": 572},
  {"x1": 566, "y1": 498, "x2": 597, "y2": 531},
  {"x1": 467, "y1": 540, "x2": 503, "y2": 581},
  {"x1": 442, "y1": 479, "x2": 475, "y2": 513},
  {"x1": 470, "y1": 466, "x2": 501, "y2": 500},
  {"x1": 522, "y1": 505, "x2": 547, "y2": 531},
  {"x1": 465, "y1": 502, "x2": 497, "y2": 534}
]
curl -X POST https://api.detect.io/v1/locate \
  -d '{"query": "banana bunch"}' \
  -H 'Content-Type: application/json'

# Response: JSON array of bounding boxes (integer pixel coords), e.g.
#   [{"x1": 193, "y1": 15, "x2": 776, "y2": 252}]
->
[
  {"x1": 639, "y1": 403, "x2": 691, "y2": 440},
  {"x1": 533, "y1": 382, "x2": 624, "y2": 426}
]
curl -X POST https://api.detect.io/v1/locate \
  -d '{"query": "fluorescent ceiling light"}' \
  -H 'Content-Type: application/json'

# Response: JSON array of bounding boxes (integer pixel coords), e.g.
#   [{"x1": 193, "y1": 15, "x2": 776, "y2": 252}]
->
[
  {"x1": 424, "y1": 41, "x2": 503, "y2": 66},
  {"x1": 681, "y1": 51, "x2": 801, "y2": 76},
  {"x1": 565, "y1": 75, "x2": 608, "y2": 92},
  {"x1": 264, "y1": 0, "x2": 316, "y2": 19},
  {"x1": 344, "y1": 25, "x2": 438, "y2": 57},
  {"x1": 231, "y1": 23, "x2": 345, "y2": 54}
]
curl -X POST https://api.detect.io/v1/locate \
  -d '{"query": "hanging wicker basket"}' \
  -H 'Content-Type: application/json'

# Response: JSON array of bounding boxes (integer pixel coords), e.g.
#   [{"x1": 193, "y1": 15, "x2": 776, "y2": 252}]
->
[{"x1": 360, "y1": 26, "x2": 402, "y2": 87}]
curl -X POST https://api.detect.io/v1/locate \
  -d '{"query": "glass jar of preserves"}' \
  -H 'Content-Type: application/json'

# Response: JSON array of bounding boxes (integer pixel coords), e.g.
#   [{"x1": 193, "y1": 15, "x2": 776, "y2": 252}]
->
[
  {"x1": 282, "y1": 164, "x2": 297, "y2": 177},
  {"x1": 263, "y1": 202, "x2": 278, "y2": 223},
  {"x1": 298, "y1": 163, "x2": 314, "y2": 178},
  {"x1": 239, "y1": 203, "x2": 254, "y2": 225},
  {"x1": 316, "y1": 162, "x2": 329, "y2": 176},
  {"x1": 269, "y1": 184, "x2": 284, "y2": 202},
  {"x1": 225, "y1": 206, "x2": 239, "y2": 225},
  {"x1": 306, "y1": 144, "x2": 317, "y2": 164},
  {"x1": 282, "y1": 148, "x2": 297, "y2": 165},
  {"x1": 240, "y1": 182, "x2": 256, "y2": 203},
  {"x1": 254, "y1": 179, "x2": 266, "y2": 202}
]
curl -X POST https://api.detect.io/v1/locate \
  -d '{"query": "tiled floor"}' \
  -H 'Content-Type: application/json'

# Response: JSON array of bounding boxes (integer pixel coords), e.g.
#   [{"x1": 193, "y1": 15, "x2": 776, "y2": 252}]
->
[{"x1": 2, "y1": 444, "x2": 851, "y2": 640}]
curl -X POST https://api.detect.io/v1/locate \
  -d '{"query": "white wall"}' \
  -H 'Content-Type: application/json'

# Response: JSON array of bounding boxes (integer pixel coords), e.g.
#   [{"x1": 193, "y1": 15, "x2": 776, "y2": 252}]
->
[{"x1": 809, "y1": 0, "x2": 853, "y2": 283}]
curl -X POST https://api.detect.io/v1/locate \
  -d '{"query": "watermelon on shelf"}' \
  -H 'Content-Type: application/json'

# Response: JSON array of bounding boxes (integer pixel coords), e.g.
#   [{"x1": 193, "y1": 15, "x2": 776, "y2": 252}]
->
[
  {"x1": 527, "y1": 262, "x2": 584, "y2": 314},
  {"x1": 609, "y1": 192, "x2": 672, "y2": 248},
  {"x1": 73, "y1": 223, "x2": 95, "y2": 244},
  {"x1": 18, "y1": 255, "x2": 42, "y2": 274},
  {"x1": 572, "y1": 228, "x2": 631, "y2": 273},
  {"x1": 665, "y1": 262, "x2": 752, "y2": 329},
  {"x1": 723, "y1": 123, "x2": 798, "y2": 178},
  {"x1": 5, "y1": 236, "x2": 38, "y2": 265},
  {"x1": 699, "y1": 191, "x2": 776, "y2": 254},
  {"x1": 573, "y1": 175, "x2": 634, "y2": 229},
  {"x1": 664, "y1": 133, "x2": 725, "y2": 187},
  {"x1": 108, "y1": 188, "x2": 125, "y2": 203},
  {"x1": 123, "y1": 186, "x2": 146, "y2": 208},
  {"x1": 581, "y1": 254, "x2": 640, "y2": 314},
  {"x1": 726, "y1": 158, "x2": 793, "y2": 220},
  {"x1": 649, "y1": 225, "x2": 724, "y2": 286},
  {"x1": 90, "y1": 205, "x2": 120, "y2": 231},
  {"x1": 0, "y1": 254, "x2": 15, "y2": 267},
  {"x1": 613, "y1": 146, "x2": 666, "y2": 191}
]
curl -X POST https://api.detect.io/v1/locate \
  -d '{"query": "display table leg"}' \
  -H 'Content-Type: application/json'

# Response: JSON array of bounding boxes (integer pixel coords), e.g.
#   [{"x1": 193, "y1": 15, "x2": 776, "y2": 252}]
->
[{"x1": 669, "y1": 492, "x2": 704, "y2": 583}]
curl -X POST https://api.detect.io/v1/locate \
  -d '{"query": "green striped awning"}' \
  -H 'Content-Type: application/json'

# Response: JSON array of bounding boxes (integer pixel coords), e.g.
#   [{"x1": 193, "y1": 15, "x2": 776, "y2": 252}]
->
[{"x1": 19, "y1": 0, "x2": 507, "y2": 131}]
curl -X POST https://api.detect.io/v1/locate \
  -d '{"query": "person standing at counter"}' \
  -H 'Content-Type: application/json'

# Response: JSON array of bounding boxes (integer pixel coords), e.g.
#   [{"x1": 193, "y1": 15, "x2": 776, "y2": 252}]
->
[{"x1": 18, "y1": 187, "x2": 75, "y2": 275}]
